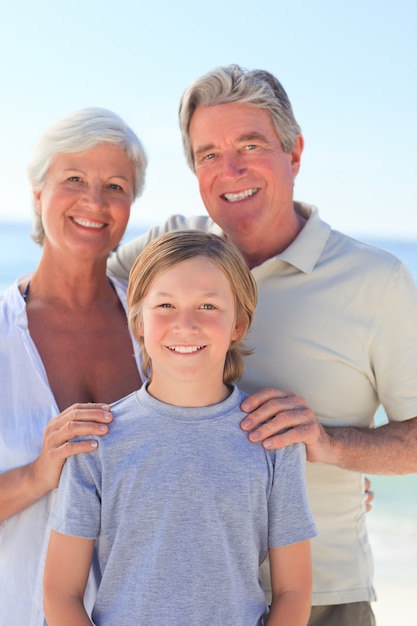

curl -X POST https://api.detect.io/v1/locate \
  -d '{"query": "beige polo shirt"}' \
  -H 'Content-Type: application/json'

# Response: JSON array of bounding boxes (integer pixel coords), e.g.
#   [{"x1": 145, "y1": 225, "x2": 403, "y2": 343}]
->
[{"x1": 109, "y1": 203, "x2": 417, "y2": 605}]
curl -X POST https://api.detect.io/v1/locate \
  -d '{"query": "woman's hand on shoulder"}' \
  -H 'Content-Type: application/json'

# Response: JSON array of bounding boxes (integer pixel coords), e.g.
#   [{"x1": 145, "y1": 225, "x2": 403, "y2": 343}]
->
[
  {"x1": 0, "y1": 404, "x2": 113, "y2": 521},
  {"x1": 32, "y1": 403, "x2": 113, "y2": 493}
]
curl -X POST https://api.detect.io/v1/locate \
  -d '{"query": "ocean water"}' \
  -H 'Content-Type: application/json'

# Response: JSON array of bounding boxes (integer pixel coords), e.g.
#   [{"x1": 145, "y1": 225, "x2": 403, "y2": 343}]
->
[{"x1": 1, "y1": 221, "x2": 417, "y2": 622}]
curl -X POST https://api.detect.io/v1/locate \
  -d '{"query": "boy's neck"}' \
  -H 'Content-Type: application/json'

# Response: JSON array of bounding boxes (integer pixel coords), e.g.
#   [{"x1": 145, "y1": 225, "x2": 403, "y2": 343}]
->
[{"x1": 146, "y1": 378, "x2": 232, "y2": 408}]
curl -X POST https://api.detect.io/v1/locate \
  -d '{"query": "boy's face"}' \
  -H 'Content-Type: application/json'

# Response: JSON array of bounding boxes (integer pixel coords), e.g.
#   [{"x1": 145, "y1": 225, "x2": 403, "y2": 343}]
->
[{"x1": 138, "y1": 256, "x2": 240, "y2": 398}]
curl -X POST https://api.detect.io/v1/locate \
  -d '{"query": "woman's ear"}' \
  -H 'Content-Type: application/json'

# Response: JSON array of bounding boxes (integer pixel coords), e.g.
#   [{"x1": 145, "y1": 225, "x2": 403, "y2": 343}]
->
[{"x1": 33, "y1": 189, "x2": 42, "y2": 215}]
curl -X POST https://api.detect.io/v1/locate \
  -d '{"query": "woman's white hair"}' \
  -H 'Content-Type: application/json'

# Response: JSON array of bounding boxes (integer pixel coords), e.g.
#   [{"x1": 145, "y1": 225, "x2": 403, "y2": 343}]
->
[{"x1": 27, "y1": 107, "x2": 147, "y2": 245}]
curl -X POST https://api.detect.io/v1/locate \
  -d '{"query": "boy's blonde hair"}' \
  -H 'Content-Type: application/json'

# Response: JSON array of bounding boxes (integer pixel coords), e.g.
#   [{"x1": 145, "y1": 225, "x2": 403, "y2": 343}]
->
[{"x1": 127, "y1": 231, "x2": 257, "y2": 384}]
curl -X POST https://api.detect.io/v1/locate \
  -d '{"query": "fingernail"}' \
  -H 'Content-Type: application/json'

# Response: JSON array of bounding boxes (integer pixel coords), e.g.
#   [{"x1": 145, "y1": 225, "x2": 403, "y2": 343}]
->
[
  {"x1": 101, "y1": 405, "x2": 110, "y2": 411},
  {"x1": 90, "y1": 441, "x2": 98, "y2": 448},
  {"x1": 99, "y1": 424, "x2": 108, "y2": 431},
  {"x1": 103, "y1": 412, "x2": 112, "y2": 420},
  {"x1": 241, "y1": 418, "x2": 252, "y2": 429}
]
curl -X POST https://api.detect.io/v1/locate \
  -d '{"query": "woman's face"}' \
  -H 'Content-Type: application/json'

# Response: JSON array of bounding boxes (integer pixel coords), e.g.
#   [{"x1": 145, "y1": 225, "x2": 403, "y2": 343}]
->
[{"x1": 34, "y1": 143, "x2": 135, "y2": 260}]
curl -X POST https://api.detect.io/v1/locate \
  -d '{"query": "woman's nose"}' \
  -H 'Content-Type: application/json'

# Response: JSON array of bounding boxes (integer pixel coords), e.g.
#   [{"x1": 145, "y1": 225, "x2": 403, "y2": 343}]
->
[{"x1": 82, "y1": 183, "x2": 106, "y2": 209}]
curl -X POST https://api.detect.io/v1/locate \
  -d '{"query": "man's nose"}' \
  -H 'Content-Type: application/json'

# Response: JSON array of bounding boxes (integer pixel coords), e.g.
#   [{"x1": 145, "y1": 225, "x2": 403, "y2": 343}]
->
[{"x1": 221, "y1": 152, "x2": 246, "y2": 178}]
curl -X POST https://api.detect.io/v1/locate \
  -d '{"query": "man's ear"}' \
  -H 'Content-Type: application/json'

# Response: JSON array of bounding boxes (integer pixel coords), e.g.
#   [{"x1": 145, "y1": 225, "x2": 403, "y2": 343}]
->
[{"x1": 290, "y1": 133, "x2": 304, "y2": 177}]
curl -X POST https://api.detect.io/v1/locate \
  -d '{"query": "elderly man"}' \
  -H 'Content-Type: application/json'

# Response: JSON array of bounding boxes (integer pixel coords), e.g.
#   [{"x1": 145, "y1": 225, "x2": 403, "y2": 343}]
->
[{"x1": 108, "y1": 64, "x2": 417, "y2": 626}]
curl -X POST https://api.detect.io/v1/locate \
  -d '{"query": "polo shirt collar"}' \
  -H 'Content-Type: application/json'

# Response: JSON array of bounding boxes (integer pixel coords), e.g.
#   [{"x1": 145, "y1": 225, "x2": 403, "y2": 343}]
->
[{"x1": 275, "y1": 202, "x2": 332, "y2": 274}]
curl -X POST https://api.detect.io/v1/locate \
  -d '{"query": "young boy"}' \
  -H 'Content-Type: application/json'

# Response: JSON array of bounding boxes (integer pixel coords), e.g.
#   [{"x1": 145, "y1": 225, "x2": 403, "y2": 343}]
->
[{"x1": 43, "y1": 231, "x2": 317, "y2": 625}]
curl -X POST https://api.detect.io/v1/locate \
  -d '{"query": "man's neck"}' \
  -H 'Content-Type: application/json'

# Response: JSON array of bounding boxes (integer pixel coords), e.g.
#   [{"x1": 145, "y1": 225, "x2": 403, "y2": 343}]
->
[{"x1": 231, "y1": 209, "x2": 307, "y2": 269}]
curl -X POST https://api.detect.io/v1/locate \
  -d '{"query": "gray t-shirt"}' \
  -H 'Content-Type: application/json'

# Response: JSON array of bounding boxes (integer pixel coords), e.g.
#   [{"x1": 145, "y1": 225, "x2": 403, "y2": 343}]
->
[{"x1": 51, "y1": 385, "x2": 316, "y2": 625}]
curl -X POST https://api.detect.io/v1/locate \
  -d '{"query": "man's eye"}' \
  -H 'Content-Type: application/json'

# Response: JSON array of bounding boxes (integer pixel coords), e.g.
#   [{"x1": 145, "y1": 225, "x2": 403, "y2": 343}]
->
[{"x1": 245, "y1": 144, "x2": 257, "y2": 151}]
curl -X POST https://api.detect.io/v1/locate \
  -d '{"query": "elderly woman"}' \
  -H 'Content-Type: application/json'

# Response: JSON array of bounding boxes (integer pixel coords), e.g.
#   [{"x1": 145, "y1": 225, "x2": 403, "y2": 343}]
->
[{"x1": 0, "y1": 108, "x2": 147, "y2": 624}]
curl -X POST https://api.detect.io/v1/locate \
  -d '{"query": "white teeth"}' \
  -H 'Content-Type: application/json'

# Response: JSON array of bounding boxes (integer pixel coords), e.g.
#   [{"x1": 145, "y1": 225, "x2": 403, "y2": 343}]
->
[
  {"x1": 223, "y1": 188, "x2": 259, "y2": 202},
  {"x1": 167, "y1": 346, "x2": 203, "y2": 353},
  {"x1": 72, "y1": 217, "x2": 105, "y2": 228}
]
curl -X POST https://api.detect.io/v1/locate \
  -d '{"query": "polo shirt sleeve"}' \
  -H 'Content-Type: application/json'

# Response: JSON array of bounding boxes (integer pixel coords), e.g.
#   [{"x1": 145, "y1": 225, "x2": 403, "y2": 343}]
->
[{"x1": 371, "y1": 261, "x2": 417, "y2": 421}]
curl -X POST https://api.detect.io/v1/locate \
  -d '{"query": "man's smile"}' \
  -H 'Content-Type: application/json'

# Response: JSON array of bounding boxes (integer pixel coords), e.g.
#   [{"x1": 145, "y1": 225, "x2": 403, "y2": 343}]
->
[{"x1": 222, "y1": 188, "x2": 259, "y2": 202}]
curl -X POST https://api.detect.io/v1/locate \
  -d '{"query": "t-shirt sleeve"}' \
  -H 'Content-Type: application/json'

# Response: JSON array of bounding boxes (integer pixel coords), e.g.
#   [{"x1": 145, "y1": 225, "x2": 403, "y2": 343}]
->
[
  {"x1": 268, "y1": 443, "x2": 317, "y2": 548},
  {"x1": 49, "y1": 444, "x2": 101, "y2": 540},
  {"x1": 107, "y1": 214, "x2": 218, "y2": 279}
]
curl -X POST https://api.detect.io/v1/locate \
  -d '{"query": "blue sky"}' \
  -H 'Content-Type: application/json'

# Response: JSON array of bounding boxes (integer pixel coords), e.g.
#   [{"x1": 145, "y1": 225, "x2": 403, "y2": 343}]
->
[{"x1": 1, "y1": 0, "x2": 416, "y2": 238}]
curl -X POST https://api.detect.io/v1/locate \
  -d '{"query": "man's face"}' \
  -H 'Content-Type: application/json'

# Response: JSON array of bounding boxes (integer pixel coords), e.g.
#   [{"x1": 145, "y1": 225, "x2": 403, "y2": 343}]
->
[{"x1": 189, "y1": 103, "x2": 303, "y2": 250}]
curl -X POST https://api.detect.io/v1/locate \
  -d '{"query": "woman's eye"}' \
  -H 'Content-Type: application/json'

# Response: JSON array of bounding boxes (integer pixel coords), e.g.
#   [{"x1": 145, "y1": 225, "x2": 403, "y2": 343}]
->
[
  {"x1": 67, "y1": 176, "x2": 82, "y2": 182},
  {"x1": 159, "y1": 303, "x2": 172, "y2": 308},
  {"x1": 107, "y1": 183, "x2": 123, "y2": 191},
  {"x1": 200, "y1": 304, "x2": 215, "y2": 310}
]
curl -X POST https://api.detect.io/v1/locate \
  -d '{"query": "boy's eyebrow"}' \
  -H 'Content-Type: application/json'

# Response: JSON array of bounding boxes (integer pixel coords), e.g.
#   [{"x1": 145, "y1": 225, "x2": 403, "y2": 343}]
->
[
  {"x1": 193, "y1": 132, "x2": 269, "y2": 157},
  {"x1": 151, "y1": 290, "x2": 222, "y2": 297}
]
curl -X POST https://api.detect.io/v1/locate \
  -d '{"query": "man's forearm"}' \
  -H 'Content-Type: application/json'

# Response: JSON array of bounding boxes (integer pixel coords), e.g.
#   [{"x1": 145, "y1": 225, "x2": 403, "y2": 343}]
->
[{"x1": 322, "y1": 416, "x2": 417, "y2": 475}]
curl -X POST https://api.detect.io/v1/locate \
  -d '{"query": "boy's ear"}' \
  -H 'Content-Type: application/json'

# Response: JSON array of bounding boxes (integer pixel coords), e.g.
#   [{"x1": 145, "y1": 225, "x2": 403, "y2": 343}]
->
[
  {"x1": 136, "y1": 317, "x2": 144, "y2": 337},
  {"x1": 231, "y1": 320, "x2": 243, "y2": 342}
]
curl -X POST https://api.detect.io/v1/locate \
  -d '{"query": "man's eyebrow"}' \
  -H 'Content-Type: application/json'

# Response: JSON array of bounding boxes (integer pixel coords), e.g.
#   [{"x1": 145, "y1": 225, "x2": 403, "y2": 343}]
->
[
  {"x1": 237, "y1": 132, "x2": 270, "y2": 143},
  {"x1": 194, "y1": 132, "x2": 270, "y2": 157},
  {"x1": 194, "y1": 143, "x2": 216, "y2": 157}
]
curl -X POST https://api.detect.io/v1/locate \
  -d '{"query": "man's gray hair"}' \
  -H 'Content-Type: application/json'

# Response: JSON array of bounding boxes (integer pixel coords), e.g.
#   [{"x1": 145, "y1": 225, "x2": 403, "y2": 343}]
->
[
  {"x1": 179, "y1": 64, "x2": 301, "y2": 172},
  {"x1": 27, "y1": 107, "x2": 147, "y2": 245}
]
